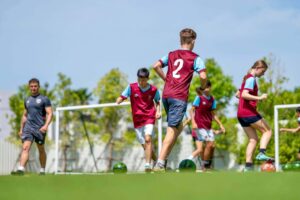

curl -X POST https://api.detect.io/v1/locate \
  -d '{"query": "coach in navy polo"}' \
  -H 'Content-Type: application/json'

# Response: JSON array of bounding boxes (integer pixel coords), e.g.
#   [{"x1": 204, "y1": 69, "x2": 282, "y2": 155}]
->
[{"x1": 13, "y1": 78, "x2": 53, "y2": 175}]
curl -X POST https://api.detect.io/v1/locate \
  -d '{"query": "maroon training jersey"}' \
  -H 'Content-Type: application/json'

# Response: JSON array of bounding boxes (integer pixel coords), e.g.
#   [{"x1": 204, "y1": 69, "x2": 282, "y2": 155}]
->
[
  {"x1": 159, "y1": 49, "x2": 205, "y2": 102},
  {"x1": 127, "y1": 83, "x2": 158, "y2": 128},
  {"x1": 194, "y1": 95, "x2": 215, "y2": 129},
  {"x1": 237, "y1": 74, "x2": 260, "y2": 117}
]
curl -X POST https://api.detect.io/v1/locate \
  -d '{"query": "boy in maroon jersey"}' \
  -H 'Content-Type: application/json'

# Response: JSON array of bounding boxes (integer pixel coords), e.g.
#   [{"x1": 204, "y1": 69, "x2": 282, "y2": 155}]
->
[
  {"x1": 237, "y1": 60, "x2": 273, "y2": 172},
  {"x1": 153, "y1": 28, "x2": 207, "y2": 171},
  {"x1": 188, "y1": 81, "x2": 225, "y2": 170},
  {"x1": 116, "y1": 68, "x2": 161, "y2": 172}
]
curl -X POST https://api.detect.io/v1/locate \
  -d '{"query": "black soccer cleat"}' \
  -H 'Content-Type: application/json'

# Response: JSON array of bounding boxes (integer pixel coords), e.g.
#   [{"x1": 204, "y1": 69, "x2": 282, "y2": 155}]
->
[{"x1": 11, "y1": 170, "x2": 24, "y2": 176}]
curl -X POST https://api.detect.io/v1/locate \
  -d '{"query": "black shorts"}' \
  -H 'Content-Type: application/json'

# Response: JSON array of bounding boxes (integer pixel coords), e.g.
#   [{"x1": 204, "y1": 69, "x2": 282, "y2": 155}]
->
[
  {"x1": 238, "y1": 115, "x2": 262, "y2": 127},
  {"x1": 21, "y1": 127, "x2": 46, "y2": 145}
]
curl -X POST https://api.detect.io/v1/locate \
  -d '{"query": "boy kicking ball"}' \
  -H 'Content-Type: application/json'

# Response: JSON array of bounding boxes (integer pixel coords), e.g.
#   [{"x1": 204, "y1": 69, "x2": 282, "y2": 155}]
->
[{"x1": 116, "y1": 68, "x2": 161, "y2": 172}]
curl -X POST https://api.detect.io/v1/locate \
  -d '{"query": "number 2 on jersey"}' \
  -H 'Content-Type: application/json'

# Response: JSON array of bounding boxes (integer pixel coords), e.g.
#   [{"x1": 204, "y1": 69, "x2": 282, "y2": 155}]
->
[{"x1": 172, "y1": 59, "x2": 184, "y2": 78}]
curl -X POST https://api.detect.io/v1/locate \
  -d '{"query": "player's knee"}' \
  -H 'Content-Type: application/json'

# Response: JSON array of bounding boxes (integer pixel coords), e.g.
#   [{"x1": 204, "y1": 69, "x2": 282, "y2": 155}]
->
[
  {"x1": 249, "y1": 138, "x2": 258, "y2": 145},
  {"x1": 22, "y1": 145, "x2": 30, "y2": 152},
  {"x1": 207, "y1": 142, "x2": 215, "y2": 149},
  {"x1": 265, "y1": 130, "x2": 272, "y2": 136},
  {"x1": 144, "y1": 137, "x2": 152, "y2": 145}
]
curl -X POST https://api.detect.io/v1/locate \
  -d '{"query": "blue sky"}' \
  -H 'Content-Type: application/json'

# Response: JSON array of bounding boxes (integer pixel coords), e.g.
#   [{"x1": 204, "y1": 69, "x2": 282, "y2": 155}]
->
[{"x1": 0, "y1": 0, "x2": 299, "y2": 93}]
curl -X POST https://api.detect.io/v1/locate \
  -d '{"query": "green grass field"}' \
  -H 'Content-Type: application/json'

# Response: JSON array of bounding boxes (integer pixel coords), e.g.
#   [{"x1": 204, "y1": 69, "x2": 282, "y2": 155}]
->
[{"x1": 1, "y1": 172, "x2": 300, "y2": 200}]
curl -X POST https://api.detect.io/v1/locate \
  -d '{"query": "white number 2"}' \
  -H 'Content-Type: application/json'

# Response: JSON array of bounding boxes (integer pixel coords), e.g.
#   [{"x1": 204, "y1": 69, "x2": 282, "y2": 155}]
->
[{"x1": 172, "y1": 59, "x2": 184, "y2": 79}]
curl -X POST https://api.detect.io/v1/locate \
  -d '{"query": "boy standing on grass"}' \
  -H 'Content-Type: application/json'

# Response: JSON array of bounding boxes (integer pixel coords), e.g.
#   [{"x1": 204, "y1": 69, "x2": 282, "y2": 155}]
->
[
  {"x1": 152, "y1": 28, "x2": 207, "y2": 171},
  {"x1": 187, "y1": 81, "x2": 225, "y2": 171},
  {"x1": 116, "y1": 68, "x2": 161, "y2": 172}
]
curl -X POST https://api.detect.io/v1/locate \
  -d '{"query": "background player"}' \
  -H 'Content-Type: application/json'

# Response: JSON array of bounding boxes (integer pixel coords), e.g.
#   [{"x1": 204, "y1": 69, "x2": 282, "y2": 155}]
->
[
  {"x1": 152, "y1": 28, "x2": 207, "y2": 171},
  {"x1": 237, "y1": 60, "x2": 273, "y2": 172},
  {"x1": 12, "y1": 78, "x2": 53, "y2": 175},
  {"x1": 188, "y1": 81, "x2": 225, "y2": 170},
  {"x1": 116, "y1": 68, "x2": 161, "y2": 172},
  {"x1": 280, "y1": 107, "x2": 300, "y2": 160}
]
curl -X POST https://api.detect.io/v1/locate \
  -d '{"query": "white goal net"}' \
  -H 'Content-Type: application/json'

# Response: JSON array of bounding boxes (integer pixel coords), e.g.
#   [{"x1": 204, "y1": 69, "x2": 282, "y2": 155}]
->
[
  {"x1": 274, "y1": 104, "x2": 300, "y2": 171},
  {"x1": 54, "y1": 102, "x2": 162, "y2": 174}
]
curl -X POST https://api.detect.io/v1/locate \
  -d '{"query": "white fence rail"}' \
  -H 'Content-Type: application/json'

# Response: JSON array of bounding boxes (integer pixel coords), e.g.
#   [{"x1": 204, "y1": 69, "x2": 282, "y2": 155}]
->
[{"x1": 0, "y1": 140, "x2": 20, "y2": 175}]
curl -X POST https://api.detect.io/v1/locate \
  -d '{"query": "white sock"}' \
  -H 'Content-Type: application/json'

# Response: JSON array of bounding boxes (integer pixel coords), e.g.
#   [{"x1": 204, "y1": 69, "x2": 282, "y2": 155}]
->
[
  {"x1": 145, "y1": 163, "x2": 151, "y2": 168},
  {"x1": 40, "y1": 168, "x2": 45, "y2": 173},
  {"x1": 157, "y1": 159, "x2": 165, "y2": 165},
  {"x1": 188, "y1": 155, "x2": 194, "y2": 160},
  {"x1": 18, "y1": 166, "x2": 25, "y2": 171}
]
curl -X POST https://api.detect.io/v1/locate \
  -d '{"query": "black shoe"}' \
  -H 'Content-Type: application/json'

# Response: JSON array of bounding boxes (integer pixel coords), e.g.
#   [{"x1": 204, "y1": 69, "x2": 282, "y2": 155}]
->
[
  {"x1": 11, "y1": 170, "x2": 24, "y2": 176},
  {"x1": 39, "y1": 172, "x2": 46, "y2": 176}
]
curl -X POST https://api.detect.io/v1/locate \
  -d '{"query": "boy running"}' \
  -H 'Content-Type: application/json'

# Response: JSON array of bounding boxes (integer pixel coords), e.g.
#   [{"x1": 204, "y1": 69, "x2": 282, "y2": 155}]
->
[
  {"x1": 152, "y1": 28, "x2": 207, "y2": 171},
  {"x1": 116, "y1": 68, "x2": 161, "y2": 172}
]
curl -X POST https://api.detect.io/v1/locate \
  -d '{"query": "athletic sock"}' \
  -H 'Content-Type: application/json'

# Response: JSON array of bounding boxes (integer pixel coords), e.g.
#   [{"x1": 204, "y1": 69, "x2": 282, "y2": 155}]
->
[
  {"x1": 157, "y1": 159, "x2": 165, "y2": 166},
  {"x1": 203, "y1": 160, "x2": 211, "y2": 168},
  {"x1": 187, "y1": 155, "x2": 194, "y2": 160},
  {"x1": 259, "y1": 148, "x2": 266, "y2": 154},
  {"x1": 40, "y1": 168, "x2": 45, "y2": 173},
  {"x1": 17, "y1": 166, "x2": 25, "y2": 171}
]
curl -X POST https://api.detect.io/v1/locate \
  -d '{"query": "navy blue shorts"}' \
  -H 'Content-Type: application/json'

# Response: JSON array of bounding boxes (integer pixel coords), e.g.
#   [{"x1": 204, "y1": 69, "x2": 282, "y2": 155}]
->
[
  {"x1": 238, "y1": 115, "x2": 262, "y2": 127},
  {"x1": 21, "y1": 127, "x2": 46, "y2": 145},
  {"x1": 162, "y1": 98, "x2": 187, "y2": 127}
]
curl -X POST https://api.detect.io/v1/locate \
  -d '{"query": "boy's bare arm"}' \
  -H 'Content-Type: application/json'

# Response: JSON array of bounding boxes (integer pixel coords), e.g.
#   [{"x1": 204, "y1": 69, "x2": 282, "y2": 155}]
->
[
  {"x1": 153, "y1": 61, "x2": 166, "y2": 81},
  {"x1": 212, "y1": 111, "x2": 225, "y2": 133}
]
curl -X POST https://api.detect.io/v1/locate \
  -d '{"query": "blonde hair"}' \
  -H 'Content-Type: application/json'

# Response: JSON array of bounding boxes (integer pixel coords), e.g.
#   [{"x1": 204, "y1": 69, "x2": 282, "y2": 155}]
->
[{"x1": 243, "y1": 60, "x2": 268, "y2": 81}]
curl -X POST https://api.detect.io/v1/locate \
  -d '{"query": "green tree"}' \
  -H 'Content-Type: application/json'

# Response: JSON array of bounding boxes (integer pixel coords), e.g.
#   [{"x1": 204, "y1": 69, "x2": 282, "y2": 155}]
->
[
  {"x1": 93, "y1": 68, "x2": 135, "y2": 170},
  {"x1": 52, "y1": 73, "x2": 97, "y2": 171}
]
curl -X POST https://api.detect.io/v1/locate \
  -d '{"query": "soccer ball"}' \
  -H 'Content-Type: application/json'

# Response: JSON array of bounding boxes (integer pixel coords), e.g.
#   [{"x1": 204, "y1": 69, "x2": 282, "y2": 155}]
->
[
  {"x1": 282, "y1": 161, "x2": 300, "y2": 171},
  {"x1": 292, "y1": 161, "x2": 300, "y2": 171},
  {"x1": 282, "y1": 163, "x2": 293, "y2": 171},
  {"x1": 112, "y1": 162, "x2": 127, "y2": 174},
  {"x1": 178, "y1": 159, "x2": 196, "y2": 172},
  {"x1": 260, "y1": 161, "x2": 276, "y2": 172}
]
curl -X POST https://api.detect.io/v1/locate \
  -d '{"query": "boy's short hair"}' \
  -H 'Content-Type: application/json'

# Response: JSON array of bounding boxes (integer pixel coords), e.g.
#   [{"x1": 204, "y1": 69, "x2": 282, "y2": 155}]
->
[
  {"x1": 296, "y1": 107, "x2": 300, "y2": 113},
  {"x1": 137, "y1": 68, "x2": 149, "y2": 78},
  {"x1": 28, "y1": 78, "x2": 40, "y2": 86},
  {"x1": 196, "y1": 80, "x2": 211, "y2": 94},
  {"x1": 180, "y1": 28, "x2": 197, "y2": 45}
]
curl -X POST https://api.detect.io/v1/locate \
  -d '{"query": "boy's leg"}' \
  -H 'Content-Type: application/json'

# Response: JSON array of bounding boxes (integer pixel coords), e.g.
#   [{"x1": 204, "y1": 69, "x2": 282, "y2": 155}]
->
[
  {"x1": 190, "y1": 140, "x2": 204, "y2": 159},
  {"x1": 144, "y1": 135, "x2": 153, "y2": 164},
  {"x1": 203, "y1": 141, "x2": 215, "y2": 169},
  {"x1": 157, "y1": 126, "x2": 180, "y2": 162},
  {"x1": 155, "y1": 98, "x2": 186, "y2": 170}
]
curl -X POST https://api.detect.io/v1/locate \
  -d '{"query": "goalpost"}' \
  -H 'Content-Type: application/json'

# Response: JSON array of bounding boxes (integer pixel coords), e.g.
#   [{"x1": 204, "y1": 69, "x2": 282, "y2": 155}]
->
[
  {"x1": 54, "y1": 102, "x2": 163, "y2": 174},
  {"x1": 274, "y1": 104, "x2": 300, "y2": 172}
]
